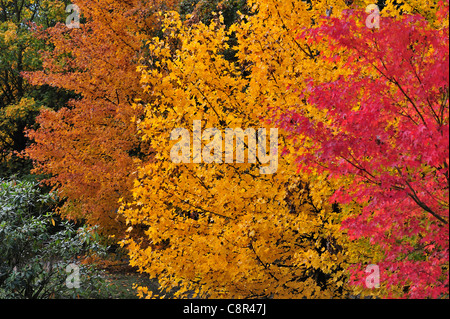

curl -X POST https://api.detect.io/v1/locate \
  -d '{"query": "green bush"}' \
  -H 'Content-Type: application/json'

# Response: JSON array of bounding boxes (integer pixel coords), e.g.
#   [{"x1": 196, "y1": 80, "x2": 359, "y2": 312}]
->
[{"x1": 0, "y1": 179, "x2": 108, "y2": 299}]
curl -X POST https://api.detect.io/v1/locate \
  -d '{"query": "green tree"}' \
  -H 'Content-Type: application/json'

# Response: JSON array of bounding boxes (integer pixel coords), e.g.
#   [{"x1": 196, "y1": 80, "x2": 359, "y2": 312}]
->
[
  {"x1": 0, "y1": 178, "x2": 107, "y2": 299},
  {"x1": 0, "y1": 0, "x2": 75, "y2": 177}
]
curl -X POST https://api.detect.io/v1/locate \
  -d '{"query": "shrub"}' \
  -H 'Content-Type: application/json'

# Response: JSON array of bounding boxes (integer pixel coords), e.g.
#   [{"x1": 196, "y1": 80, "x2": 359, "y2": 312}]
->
[{"x1": 0, "y1": 179, "x2": 108, "y2": 299}]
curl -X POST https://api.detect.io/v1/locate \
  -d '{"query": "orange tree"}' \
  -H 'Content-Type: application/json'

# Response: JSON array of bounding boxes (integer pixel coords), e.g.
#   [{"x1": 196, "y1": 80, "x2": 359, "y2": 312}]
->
[{"x1": 24, "y1": 0, "x2": 177, "y2": 236}]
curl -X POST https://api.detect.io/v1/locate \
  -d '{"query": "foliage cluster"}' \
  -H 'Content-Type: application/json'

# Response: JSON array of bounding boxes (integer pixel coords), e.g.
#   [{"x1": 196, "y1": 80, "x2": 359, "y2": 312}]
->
[
  {"x1": 0, "y1": 179, "x2": 108, "y2": 298},
  {"x1": 0, "y1": 0, "x2": 448, "y2": 299}
]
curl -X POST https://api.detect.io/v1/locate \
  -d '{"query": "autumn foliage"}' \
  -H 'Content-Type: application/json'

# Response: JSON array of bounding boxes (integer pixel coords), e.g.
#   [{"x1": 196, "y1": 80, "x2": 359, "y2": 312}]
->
[
  {"x1": 12, "y1": 0, "x2": 449, "y2": 299},
  {"x1": 24, "y1": 0, "x2": 177, "y2": 236},
  {"x1": 120, "y1": 0, "x2": 370, "y2": 298},
  {"x1": 118, "y1": 0, "x2": 448, "y2": 298},
  {"x1": 274, "y1": 3, "x2": 449, "y2": 298},
  {"x1": 119, "y1": 10, "x2": 355, "y2": 298}
]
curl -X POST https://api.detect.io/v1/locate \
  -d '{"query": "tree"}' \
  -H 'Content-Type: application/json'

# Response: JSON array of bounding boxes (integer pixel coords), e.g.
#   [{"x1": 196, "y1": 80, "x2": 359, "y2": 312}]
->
[
  {"x1": 24, "y1": 0, "x2": 177, "y2": 236},
  {"x1": 275, "y1": 1, "x2": 449, "y2": 298},
  {"x1": 0, "y1": 178, "x2": 107, "y2": 299},
  {"x1": 119, "y1": 2, "x2": 370, "y2": 298},
  {"x1": 0, "y1": 0, "x2": 74, "y2": 177}
]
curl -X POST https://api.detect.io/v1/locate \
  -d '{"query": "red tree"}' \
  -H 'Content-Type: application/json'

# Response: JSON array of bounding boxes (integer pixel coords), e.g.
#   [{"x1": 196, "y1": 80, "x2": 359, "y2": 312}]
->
[{"x1": 276, "y1": 6, "x2": 449, "y2": 298}]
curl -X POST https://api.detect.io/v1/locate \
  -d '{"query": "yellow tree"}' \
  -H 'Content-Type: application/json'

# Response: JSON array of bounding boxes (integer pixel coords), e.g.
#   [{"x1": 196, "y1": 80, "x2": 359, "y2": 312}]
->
[{"x1": 120, "y1": 0, "x2": 377, "y2": 298}]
